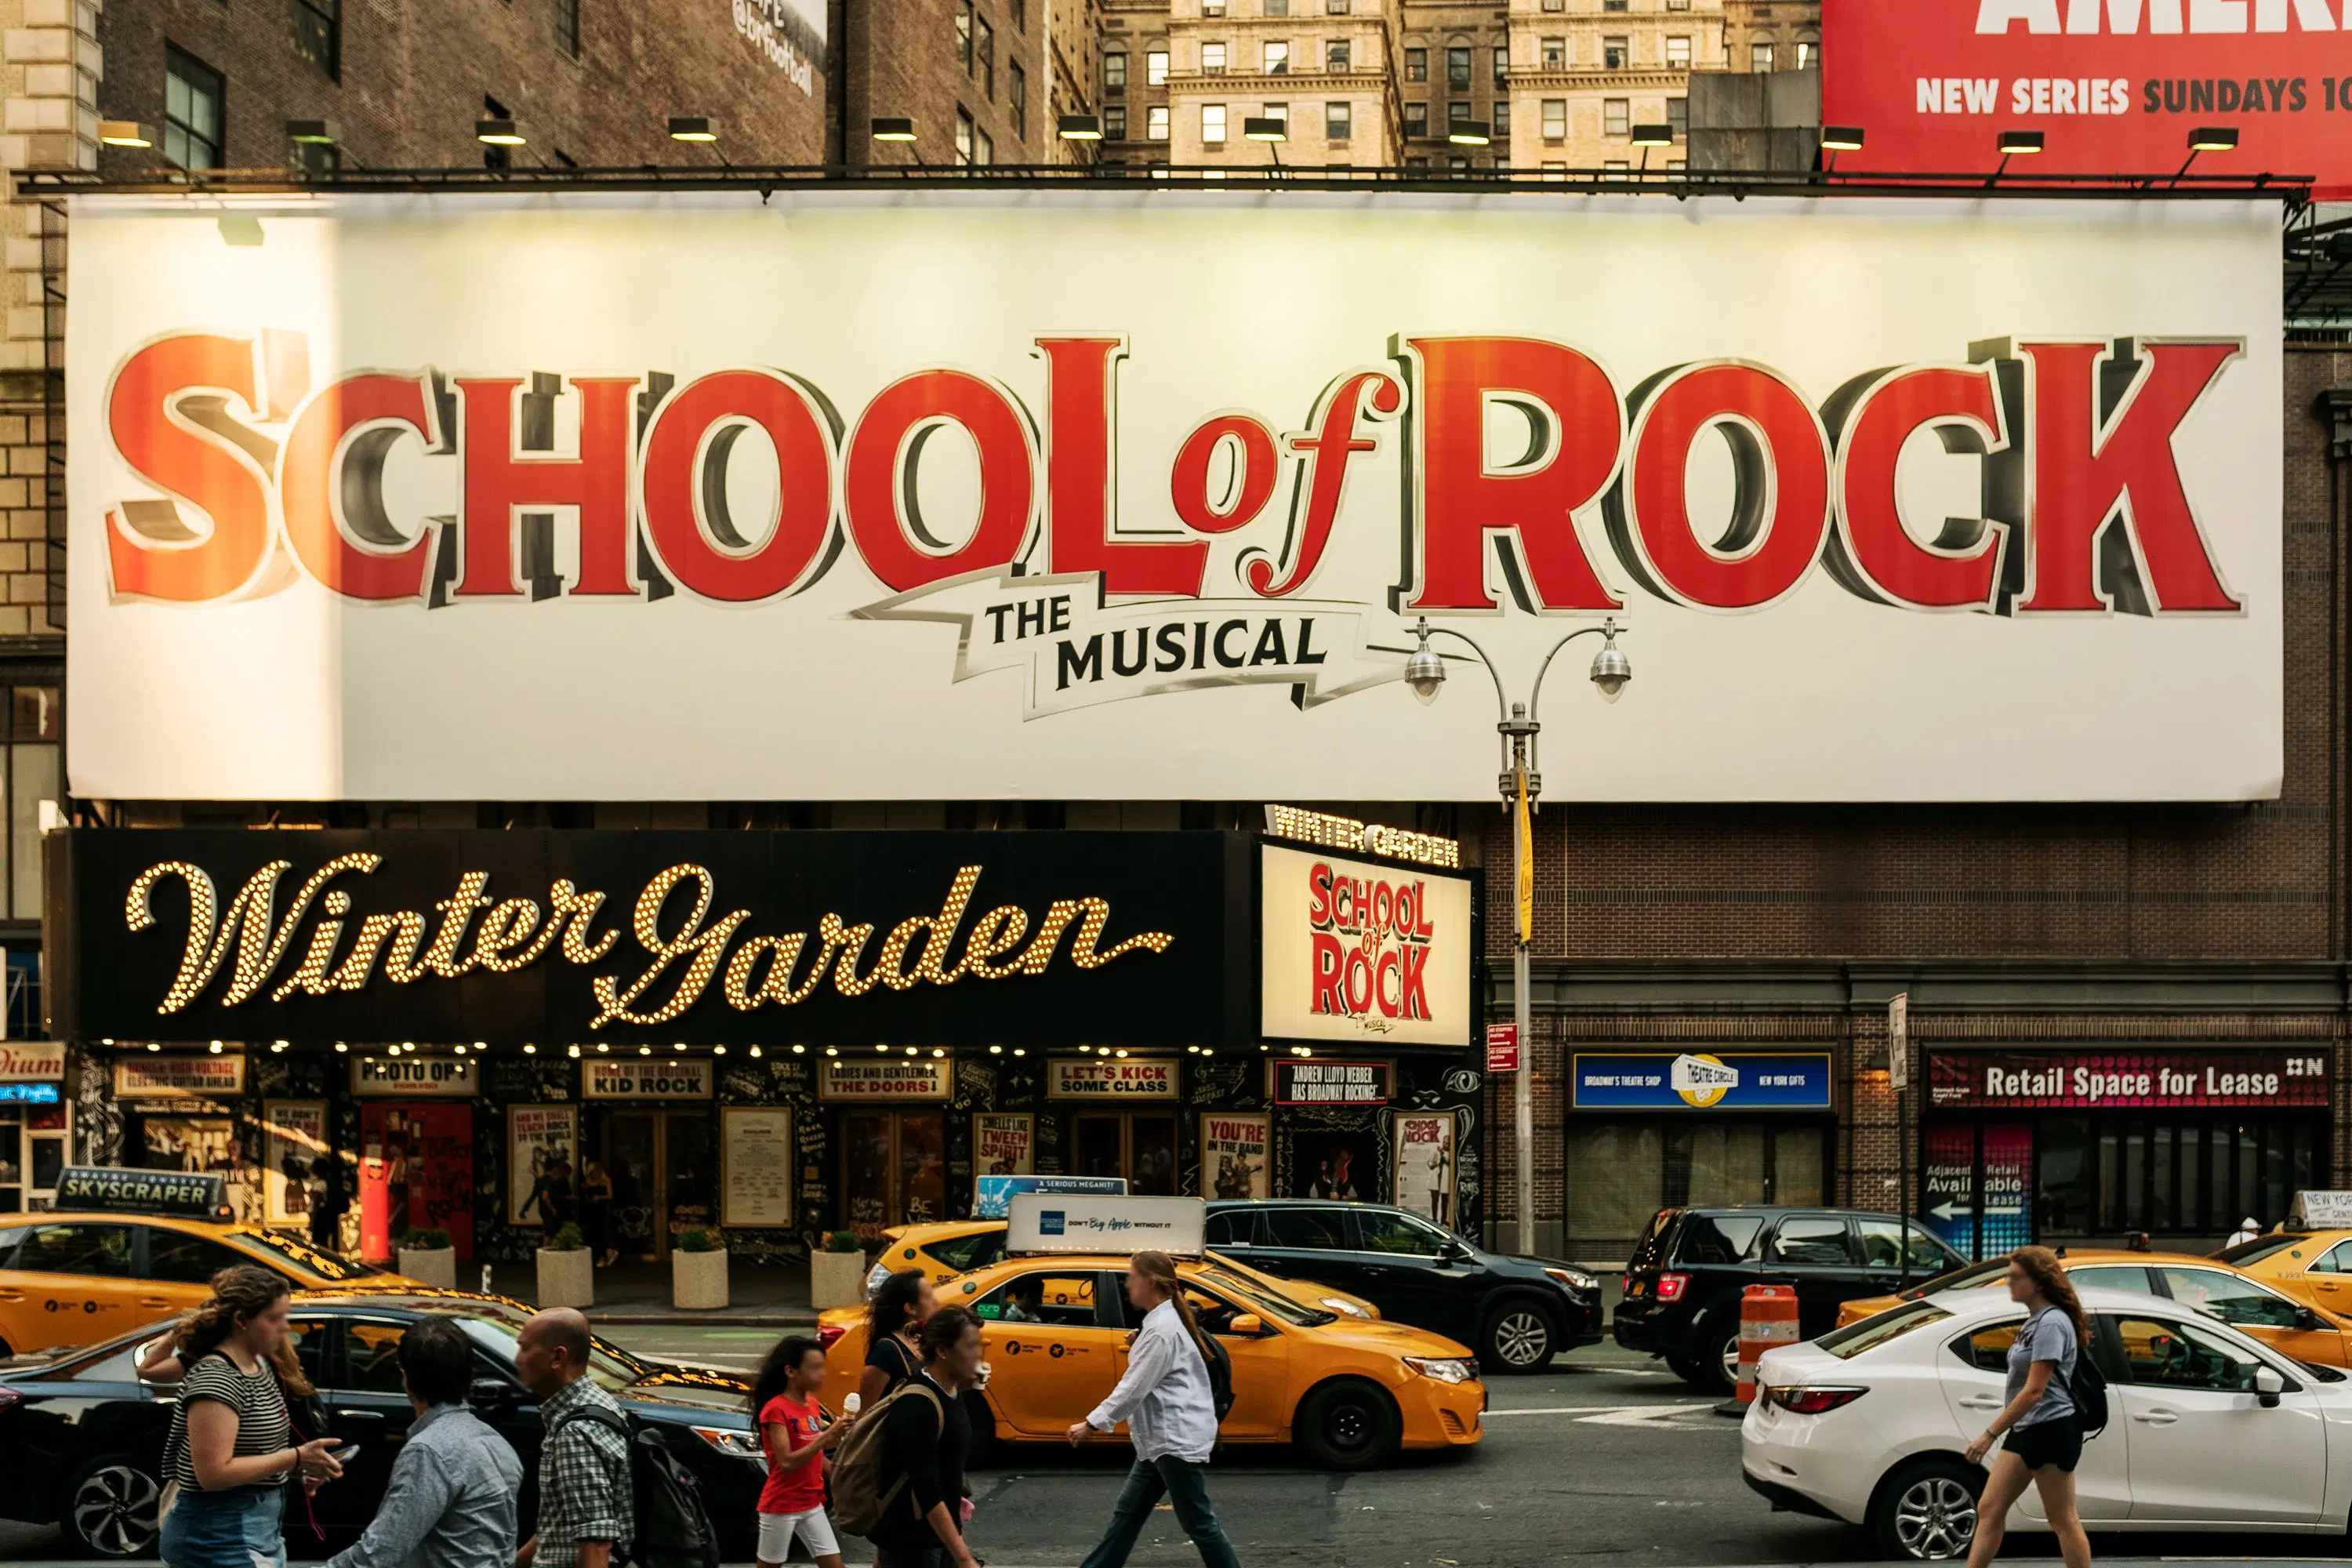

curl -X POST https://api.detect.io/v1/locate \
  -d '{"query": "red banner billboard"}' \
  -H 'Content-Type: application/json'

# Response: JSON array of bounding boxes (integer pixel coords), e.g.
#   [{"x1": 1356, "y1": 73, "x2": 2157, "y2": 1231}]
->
[
  {"x1": 1822, "y1": 0, "x2": 2352, "y2": 198},
  {"x1": 1927, "y1": 1048, "x2": 2331, "y2": 1109}
]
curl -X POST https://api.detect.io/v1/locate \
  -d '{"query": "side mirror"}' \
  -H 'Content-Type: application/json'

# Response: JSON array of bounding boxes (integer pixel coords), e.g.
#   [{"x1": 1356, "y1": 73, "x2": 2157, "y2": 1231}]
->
[
  {"x1": 2299, "y1": 1308, "x2": 2326, "y2": 1332},
  {"x1": 1228, "y1": 1315, "x2": 1265, "y2": 1338},
  {"x1": 471, "y1": 1377, "x2": 521, "y2": 1408},
  {"x1": 2256, "y1": 1366, "x2": 2285, "y2": 1407}
]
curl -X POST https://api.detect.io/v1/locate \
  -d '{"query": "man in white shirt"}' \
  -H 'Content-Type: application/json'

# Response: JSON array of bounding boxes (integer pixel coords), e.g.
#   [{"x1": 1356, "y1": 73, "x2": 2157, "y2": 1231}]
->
[{"x1": 1065, "y1": 1252, "x2": 1242, "y2": 1568}]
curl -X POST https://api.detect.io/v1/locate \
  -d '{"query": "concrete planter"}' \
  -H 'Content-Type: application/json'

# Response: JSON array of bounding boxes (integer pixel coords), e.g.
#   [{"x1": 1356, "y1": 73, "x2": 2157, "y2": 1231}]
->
[
  {"x1": 672, "y1": 1247, "x2": 730, "y2": 1311},
  {"x1": 396, "y1": 1246, "x2": 457, "y2": 1290},
  {"x1": 537, "y1": 1247, "x2": 594, "y2": 1309},
  {"x1": 811, "y1": 1249, "x2": 869, "y2": 1311}
]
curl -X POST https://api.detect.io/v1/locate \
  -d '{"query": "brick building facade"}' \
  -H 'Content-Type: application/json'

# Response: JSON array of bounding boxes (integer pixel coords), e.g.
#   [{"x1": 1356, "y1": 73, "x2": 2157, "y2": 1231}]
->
[{"x1": 1487, "y1": 343, "x2": 2352, "y2": 1267}]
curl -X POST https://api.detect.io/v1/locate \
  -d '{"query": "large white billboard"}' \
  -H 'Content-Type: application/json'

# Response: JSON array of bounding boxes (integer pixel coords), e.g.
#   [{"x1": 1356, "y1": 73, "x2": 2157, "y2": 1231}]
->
[{"x1": 65, "y1": 191, "x2": 2282, "y2": 802}]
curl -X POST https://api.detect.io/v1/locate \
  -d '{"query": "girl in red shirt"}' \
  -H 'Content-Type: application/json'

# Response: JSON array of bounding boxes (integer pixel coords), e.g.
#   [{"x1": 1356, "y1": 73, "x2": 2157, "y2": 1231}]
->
[{"x1": 748, "y1": 1335, "x2": 845, "y2": 1568}]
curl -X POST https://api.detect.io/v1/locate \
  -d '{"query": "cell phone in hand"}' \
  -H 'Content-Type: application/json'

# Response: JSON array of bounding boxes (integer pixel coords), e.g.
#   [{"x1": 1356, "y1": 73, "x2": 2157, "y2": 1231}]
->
[{"x1": 331, "y1": 1443, "x2": 360, "y2": 1464}]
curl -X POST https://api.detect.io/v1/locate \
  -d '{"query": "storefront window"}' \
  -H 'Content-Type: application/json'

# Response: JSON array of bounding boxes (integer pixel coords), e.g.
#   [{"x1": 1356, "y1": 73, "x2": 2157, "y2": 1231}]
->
[{"x1": 1567, "y1": 1120, "x2": 1829, "y2": 1259}]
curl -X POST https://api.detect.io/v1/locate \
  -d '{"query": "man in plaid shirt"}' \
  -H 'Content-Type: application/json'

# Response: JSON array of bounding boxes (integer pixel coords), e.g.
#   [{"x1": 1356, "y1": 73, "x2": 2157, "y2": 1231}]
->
[{"x1": 514, "y1": 1309, "x2": 634, "y2": 1568}]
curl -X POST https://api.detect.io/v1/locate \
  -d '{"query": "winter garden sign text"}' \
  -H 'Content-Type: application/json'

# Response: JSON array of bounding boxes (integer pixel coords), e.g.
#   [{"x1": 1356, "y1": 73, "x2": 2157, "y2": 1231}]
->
[{"x1": 64, "y1": 194, "x2": 2282, "y2": 802}]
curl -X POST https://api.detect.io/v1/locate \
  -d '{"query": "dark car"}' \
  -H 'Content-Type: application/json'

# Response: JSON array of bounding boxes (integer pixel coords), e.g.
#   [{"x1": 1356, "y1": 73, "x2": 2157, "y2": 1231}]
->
[
  {"x1": 0, "y1": 1290, "x2": 764, "y2": 1559},
  {"x1": 1203, "y1": 1199, "x2": 1602, "y2": 1373},
  {"x1": 1613, "y1": 1205, "x2": 1964, "y2": 1392}
]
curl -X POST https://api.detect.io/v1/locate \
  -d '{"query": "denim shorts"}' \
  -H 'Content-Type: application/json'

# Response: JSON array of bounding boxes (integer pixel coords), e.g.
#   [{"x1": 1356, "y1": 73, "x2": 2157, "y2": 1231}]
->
[{"x1": 160, "y1": 1484, "x2": 285, "y2": 1568}]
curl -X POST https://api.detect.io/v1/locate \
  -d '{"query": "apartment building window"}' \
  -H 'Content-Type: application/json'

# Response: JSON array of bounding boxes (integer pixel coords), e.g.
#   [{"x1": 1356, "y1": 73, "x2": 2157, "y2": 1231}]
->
[
  {"x1": 1325, "y1": 100, "x2": 1349, "y2": 139},
  {"x1": 1603, "y1": 97, "x2": 1628, "y2": 135},
  {"x1": 1406, "y1": 154, "x2": 1429, "y2": 169},
  {"x1": 289, "y1": 0, "x2": 339, "y2": 78},
  {"x1": 1010, "y1": 59, "x2": 1026, "y2": 137},
  {"x1": 1493, "y1": 45, "x2": 1508, "y2": 84},
  {"x1": 1266, "y1": 0, "x2": 1289, "y2": 12},
  {"x1": 1668, "y1": 158, "x2": 1685, "y2": 169},
  {"x1": 1797, "y1": 38, "x2": 1816, "y2": 67},
  {"x1": 1751, "y1": 41, "x2": 1774, "y2": 70},
  {"x1": 979, "y1": 16, "x2": 996, "y2": 96},
  {"x1": 1404, "y1": 47, "x2": 1426, "y2": 81},
  {"x1": 1541, "y1": 97, "x2": 1565, "y2": 137},
  {"x1": 1541, "y1": 36, "x2": 1564, "y2": 67},
  {"x1": 1203, "y1": 41, "x2": 1226, "y2": 72},
  {"x1": 1327, "y1": 38, "x2": 1350, "y2": 69},
  {"x1": 1541, "y1": 161, "x2": 1566, "y2": 179},
  {"x1": 958, "y1": 0, "x2": 973, "y2": 68},
  {"x1": 956, "y1": 107, "x2": 976, "y2": 163},
  {"x1": 1603, "y1": 0, "x2": 1628, "y2": 9},
  {"x1": 0, "y1": 688, "x2": 56, "y2": 923},
  {"x1": 1448, "y1": 99, "x2": 1471, "y2": 129},
  {"x1": 1265, "y1": 39, "x2": 1289, "y2": 72},
  {"x1": 1147, "y1": 103, "x2": 1170, "y2": 138},
  {"x1": 554, "y1": 0, "x2": 579, "y2": 58},
  {"x1": 1105, "y1": 103, "x2": 1127, "y2": 138},
  {"x1": 1203, "y1": 103, "x2": 1227, "y2": 141},
  {"x1": 1493, "y1": 101, "x2": 1508, "y2": 138},
  {"x1": 1603, "y1": 158, "x2": 1629, "y2": 170},
  {"x1": 1666, "y1": 34, "x2": 1690, "y2": 66},
  {"x1": 1667, "y1": 0, "x2": 1690, "y2": 9},
  {"x1": 1012, "y1": 0, "x2": 1025, "y2": 27},
  {"x1": 1603, "y1": 35, "x2": 1628, "y2": 68},
  {"x1": 1668, "y1": 96, "x2": 1686, "y2": 136},
  {"x1": 294, "y1": 137, "x2": 339, "y2": 175},
  {"x1": 1541, "y1": 0, "x2": 1564, "y2": 9},
  {"x1": 1404, "y1": 101, "x2": 1426, "y2": 135},
  {"x1": 1326, "y1": 0, "x2": 1349, "y2": 12},
  {"x1": 1447, "y1": 154, "x2": 1468, "y2": 170},
  {"x1": 164, "y1": 45, "x2": 224, "y2": 169},
  {"x1": 1105, "y1": 50, "x2": 1127, "y2": 92},
  {"x1": 976, "y1": 127, "x2": 995, "y2": 164},
  {"x1": 1446, "y1": 45, "x2": 1469, "y2": 86},
  {"x1": 1262, "y1": 101, "x2": 1287, "y2": 126},
  {"x1": 1147, "y1": 49, "x2": 1168, "y2": 84}
]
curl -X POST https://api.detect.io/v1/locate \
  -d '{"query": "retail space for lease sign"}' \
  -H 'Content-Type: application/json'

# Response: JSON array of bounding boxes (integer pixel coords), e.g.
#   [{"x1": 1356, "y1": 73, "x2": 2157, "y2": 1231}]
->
[
  {"x1": 1824, "y1": 0, "x2": 2352, "y2": 198},
  {"x1": 64, "y1": 193, "x2": 2281, "y2": 804}
]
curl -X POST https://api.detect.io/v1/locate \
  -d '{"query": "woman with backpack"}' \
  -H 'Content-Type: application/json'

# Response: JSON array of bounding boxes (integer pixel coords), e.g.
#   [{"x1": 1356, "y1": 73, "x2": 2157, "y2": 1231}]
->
[
  {"x1": 158, "y1": 1265, "x2": 347, "y2": 1568},
  {"x1": 1962, "y1": 1246, "x2": 2093, "y2": 1568},
  {"x1": 830, "y1": 1307, "x2": 985, "y2": 1568},
  {"x1": 1065, "y1": 1251, "x2": 1242, "y2": 1568}
]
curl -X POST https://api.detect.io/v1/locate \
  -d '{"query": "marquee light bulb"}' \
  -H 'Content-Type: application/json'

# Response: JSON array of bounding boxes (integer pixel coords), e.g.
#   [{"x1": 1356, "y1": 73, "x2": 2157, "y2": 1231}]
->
[
  {"x1": 673, "y1": 1042, "x2": 687, "y2": 1052},
  {"x1": 932, "y1": 1048, "x2": 946, "y2": 1058},
  {"x1": 750, "y1": 1044, "x2": 764, "y2": 1058},
  {"x1": 148, "y1": 1042, "x2": 162, "y2": 1052},
  {"x1": 333, "y1": 1041, "x2": 347, "y2": 1053},
  {"x1": 790, "y1": 1044, "x2": 804, "y2": 1054},
  {"x1": 989, "y1": 1045, "x2": 1002, "y2": 1054},
  {"x1": 875, "y1": 1044, "x2": 888, "y2": 1053},
  {"x1": 826, "y1": 1046, "x2": 838, "y2": 1057},
  {"x1": 639, "y1": 1044, "x2": 652, "y2": 1055},
  {"x1": 1116, "y1": 1048, "x2": 1130, "y2": 1058},
  {"x1": 597, "y1": 1043, "x2": 610, "y2": 1054},
  {"x1": 523, "y1": 1043, "x2": 537, "y2": 1054},
  {"x1": 208, "y1": 1040, "x2": 223, "y2": 1054},
  {"x1": 568, "y1": 1044, "x2": 582, "y2": 1058},
  {"x1": 1014, "y1": 1048, "x2": 1027, "y2": 1057}
]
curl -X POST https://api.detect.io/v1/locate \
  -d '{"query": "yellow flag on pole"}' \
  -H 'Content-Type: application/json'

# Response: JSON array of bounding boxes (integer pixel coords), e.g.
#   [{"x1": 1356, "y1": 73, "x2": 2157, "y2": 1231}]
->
[{"x1": 1514, "y1": 768, "x2": 1534, "y2": 946}]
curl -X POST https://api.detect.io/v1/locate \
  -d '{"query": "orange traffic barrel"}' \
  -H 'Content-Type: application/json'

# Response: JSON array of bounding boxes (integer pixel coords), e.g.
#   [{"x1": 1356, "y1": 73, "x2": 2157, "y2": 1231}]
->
[{"x1": 1737, "y1": 1283, "x2": 1799, "y2": 1404}]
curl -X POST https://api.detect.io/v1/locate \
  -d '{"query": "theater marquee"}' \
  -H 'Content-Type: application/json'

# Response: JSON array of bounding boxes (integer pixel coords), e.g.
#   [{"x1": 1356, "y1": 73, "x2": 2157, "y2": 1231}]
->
[{"x1": 65, "y1": 194, "x2": 2281, "y2": 803}]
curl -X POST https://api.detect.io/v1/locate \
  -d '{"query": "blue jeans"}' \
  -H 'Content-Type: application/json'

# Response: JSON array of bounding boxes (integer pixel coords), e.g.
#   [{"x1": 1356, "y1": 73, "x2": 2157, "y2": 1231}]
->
[
  {"x1": 1080, "y1": 1455, "x2": 1242, "y2": 1568},
  {"x1": 161, "y1": 1485, "x2": 284, "y2": 1568}
]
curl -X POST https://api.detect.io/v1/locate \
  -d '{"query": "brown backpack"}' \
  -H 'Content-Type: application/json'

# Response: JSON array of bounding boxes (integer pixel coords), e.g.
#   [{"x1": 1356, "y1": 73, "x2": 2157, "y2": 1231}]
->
[{"x1": 827, "y1": 1382, "x2": 944, "y2": 1538}]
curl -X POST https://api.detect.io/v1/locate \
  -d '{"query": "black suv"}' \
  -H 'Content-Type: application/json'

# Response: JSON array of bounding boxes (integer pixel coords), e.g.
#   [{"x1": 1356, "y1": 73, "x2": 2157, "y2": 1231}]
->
[
  {"x1": 1204, "y1": 1199, "x2": 1603, "y2": 1373},
  {"x1": 1613, "y1": 1205, "x2": 1964, "y2": 1392}
]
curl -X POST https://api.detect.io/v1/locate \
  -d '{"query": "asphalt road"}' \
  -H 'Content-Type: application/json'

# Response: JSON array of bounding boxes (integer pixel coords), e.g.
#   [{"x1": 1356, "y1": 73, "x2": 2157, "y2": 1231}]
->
[{"x1": 5, "y1": 1327, "x2": 2348, "y2": 1567}]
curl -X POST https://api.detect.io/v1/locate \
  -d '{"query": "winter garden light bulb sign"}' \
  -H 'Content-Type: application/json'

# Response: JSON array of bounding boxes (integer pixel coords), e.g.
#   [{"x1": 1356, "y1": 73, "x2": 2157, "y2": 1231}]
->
[{"x1": 64, "y1": 194, "x2": 2282, "y2": 804}]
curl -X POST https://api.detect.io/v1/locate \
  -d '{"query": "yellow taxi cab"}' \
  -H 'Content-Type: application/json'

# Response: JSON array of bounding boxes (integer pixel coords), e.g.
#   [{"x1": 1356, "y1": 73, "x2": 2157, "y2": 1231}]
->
[
  {"x1": 0, "y1": 1167, "x2": 408, "y2": 1357},
  {"x1": 1833, "y1": 1246, "x2": 2352, "y2": 1366},
  {"x1": 820, "y1": 1249, "x2": 1481, "y2": 1469},
  {"x1": 2216, "y1": 1229, "x2": 2352, "y2": 1312},
  {"x1": 864, "y1": 1218, "x2": 1384, "y2": 1322}
]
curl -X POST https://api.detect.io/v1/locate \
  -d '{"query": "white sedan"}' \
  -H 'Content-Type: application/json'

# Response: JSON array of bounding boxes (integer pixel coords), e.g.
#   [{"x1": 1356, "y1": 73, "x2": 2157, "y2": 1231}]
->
[{"x1": 1743, "y1": 1283, "x2": 2352, "y2": 1559}]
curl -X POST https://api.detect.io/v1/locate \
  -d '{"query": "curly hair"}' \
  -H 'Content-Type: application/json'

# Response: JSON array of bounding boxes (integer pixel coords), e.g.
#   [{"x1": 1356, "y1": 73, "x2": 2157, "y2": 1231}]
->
[
  {"x1": 866, "y1": 1269, "x2": 931, "y2": 1346},
  {"x1": 2010, "y1": 1245, "x2": 2089, "y2": 1340},
  {"x1": 177, "y1": 1264, "x2": 314, "y2": 1396}
]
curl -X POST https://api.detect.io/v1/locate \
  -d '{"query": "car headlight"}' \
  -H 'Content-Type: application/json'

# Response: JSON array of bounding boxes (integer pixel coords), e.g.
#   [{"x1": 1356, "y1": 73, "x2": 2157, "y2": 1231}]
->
[
  {"x1": 1320, "y1": 1297, "x2": 1371, "y2": 1319},
  {"x1": 689, "y1": 1425, "x2": 768, "y2": 1466},
  {"x1": 1545, "y1": 1266, "x2": 1598, "y2": 1294},
  {"x1": 1404, "y1": 1356, "x2": 1477, "y2": 1385}
]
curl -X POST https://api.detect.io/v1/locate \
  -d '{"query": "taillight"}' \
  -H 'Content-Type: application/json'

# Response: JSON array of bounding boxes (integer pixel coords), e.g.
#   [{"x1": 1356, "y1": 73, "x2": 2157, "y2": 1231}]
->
[
  {"x1": 817, "y1": 1323, "x2": 845, "y2": 1351},
  {"x1": 0, "y1": 1388, "x2": 18, "y2": 1413},
  {"x1": 1769, "y1": 1385, "x2": 1867, "y2": 1415},
  {"x1": 1620, "y1": 1275, "x2": 1632, "y2": 1294},
  {"x1": 1655, "y1": 1272, "x2": 1689, "y2": 1302}
]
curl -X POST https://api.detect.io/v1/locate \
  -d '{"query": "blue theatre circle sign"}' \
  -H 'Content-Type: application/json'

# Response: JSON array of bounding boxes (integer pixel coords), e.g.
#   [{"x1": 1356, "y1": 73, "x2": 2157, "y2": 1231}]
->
[{"x1": 1571, "y1": 1051, "x2": 1834, "y2": 1112}]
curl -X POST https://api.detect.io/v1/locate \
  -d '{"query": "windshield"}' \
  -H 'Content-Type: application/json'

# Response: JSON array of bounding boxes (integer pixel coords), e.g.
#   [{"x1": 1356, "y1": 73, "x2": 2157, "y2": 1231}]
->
[
  {"x1": 1815, "y1": 1300, "x2": 1952, "y2": 1359},
  {"x1": 1196, "y1": 1265, "x2": 1334, "y2": 1327},
  {"x1": 230, "y1": 1231, "x2": 383, "y2": 1283},
  {"x1": 2214, "y1": 1235, "x2": 2310, "y2": 1266},
  {"x1": 443, "y1": 1306, "x2": 650, "y2": 1391},
  {"x1": 1900, "y1": 1258, "x2": 2009, "y2": 1299}
]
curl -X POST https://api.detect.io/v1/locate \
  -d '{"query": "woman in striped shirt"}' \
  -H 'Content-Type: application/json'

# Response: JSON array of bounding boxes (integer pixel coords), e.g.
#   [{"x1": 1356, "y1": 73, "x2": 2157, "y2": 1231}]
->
[{"x1": 159, "y1": 1266, "x2": 346, "y2": 1568}]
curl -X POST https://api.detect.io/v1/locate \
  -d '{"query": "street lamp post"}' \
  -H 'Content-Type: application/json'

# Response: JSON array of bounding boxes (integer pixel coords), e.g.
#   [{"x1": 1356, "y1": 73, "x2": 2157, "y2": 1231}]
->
[{"x1": 1404, "y1": 615, "x2": 1630, "y2": 1258}]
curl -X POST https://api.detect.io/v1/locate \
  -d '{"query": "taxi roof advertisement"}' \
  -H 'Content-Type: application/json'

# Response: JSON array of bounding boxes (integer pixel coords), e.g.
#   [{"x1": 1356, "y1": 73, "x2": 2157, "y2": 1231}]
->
[
  {"x1": 64, "y1": 192, "x2": 2280, "y2": 804},
  {"x1": 1822, "y1": 0, "x2": 2352, "y2": 198}
]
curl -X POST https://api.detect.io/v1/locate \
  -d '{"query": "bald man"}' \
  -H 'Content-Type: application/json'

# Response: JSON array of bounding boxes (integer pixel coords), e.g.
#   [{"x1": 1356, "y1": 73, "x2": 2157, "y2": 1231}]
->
[{"x1": 514, "y1": 1310, "x2": 633, "y2": 1568}]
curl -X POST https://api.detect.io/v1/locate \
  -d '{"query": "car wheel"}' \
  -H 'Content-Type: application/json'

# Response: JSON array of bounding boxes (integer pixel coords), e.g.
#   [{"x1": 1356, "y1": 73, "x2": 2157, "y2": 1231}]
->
[
  {"x1": 1479, "y1": 1302, "x2": 1557, "y2": 1374},
  {"x1": 1870, "y1": 1457, "x2": 1982, "y2": 1562},
  {"x1": 1696, "y1": 1319, "x2": 1743, "y2": 1395},
  {"x1": 1294, "y1": 1378, "x2": 1403, "y2": 1471},
  {"x1": 1665, "y1": 1353, "x2": 1710, "y2": 1387},
  {"x1": 62, "y1": 1457, "x2": 162, "y2": 1559}
]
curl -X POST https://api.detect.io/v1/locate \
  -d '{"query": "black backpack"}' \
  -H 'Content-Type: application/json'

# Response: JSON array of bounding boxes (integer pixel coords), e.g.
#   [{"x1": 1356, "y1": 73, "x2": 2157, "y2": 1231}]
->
[
  {"x1": 557, "y1": 1405, "x2": 722, "y2": 1568},
  {"x1": 1190, "y1": 1327, "x2": 1236, "y2": 1424},
  {"x1": 2070, "y1": 1340, "x2": 2111, "y2": 1439}
]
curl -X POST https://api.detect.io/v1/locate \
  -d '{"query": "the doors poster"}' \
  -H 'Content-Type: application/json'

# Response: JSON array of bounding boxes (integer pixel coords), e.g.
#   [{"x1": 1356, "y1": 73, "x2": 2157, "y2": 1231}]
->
[
  {"x1": 974, "y1": 1112, "x2": 1035, "y2": 1178},
  {"x1": 507, "y1": 1105, "x2": 579, "y2": 1226},
  {"x1": 360, "y1": 1103, "x2": 474, "y2": 1262},
  {"x1": 1289, "y1": 1127, "x2": 1376, "y2": 1203},
  {"x1": 1202, "y1": 1112, "x2": 1271, "y2": 1200},
  {"x1": 263, "y1": 1101, "x2": 327, "y2": 1227},
  {"x1": 1392, "y1": 1111, "x2": 1457, "y2": 1226},
  {"x1": 143, "y1": 1116, "x2": 260, "y2": 1225}
]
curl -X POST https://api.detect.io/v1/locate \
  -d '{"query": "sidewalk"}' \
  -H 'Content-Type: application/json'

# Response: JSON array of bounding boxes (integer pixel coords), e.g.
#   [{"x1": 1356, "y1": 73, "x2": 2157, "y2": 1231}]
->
[{"x1": 474, "y1": 1259, "x2": 823, "y2": 1327}]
